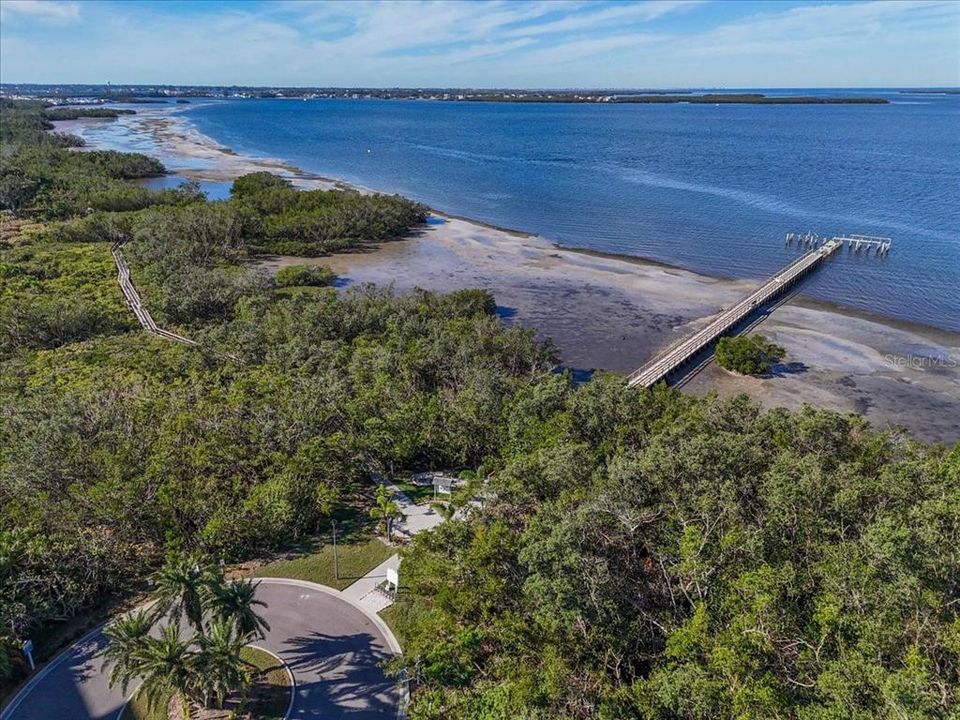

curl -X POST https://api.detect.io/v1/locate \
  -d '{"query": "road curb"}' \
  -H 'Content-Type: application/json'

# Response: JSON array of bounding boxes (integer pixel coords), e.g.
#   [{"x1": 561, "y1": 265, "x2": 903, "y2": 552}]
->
[
  {"x1": 247, "y1": 644, "x2": 296, "y2": 720},
  {"x1": 254, "y1": 577, "x2": 408, "y2": 719},
  {"x1": 2, "y1": 578, "x2": 406, "y2": 720}
]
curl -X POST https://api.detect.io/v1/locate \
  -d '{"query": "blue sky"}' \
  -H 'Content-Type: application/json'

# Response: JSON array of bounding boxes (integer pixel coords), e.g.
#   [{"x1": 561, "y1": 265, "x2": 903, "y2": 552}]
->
[{"x1": 1, "y1": 0, "x2": 957, "y2": 88}]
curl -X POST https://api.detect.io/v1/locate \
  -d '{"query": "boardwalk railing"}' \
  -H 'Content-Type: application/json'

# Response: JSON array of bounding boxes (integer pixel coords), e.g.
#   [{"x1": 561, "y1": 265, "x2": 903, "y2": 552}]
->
[
  {"x1": 627, "y1": 240, "x2": 842, "y2": 389},
  {"x1": 111, "y1": 241, "x2": 198, "y2": 346}
]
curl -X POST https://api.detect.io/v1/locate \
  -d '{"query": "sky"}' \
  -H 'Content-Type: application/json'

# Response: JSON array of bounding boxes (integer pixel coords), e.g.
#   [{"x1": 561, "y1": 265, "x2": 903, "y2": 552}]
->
[{"x1": 1, "y1": 0, "x2": 958, "y2": 88}]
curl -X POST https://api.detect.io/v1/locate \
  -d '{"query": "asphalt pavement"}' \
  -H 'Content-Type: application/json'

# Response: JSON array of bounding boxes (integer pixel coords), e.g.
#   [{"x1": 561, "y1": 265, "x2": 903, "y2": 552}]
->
[{"x1": 1, "y1": 578, "x2": 402, "y2": 720}]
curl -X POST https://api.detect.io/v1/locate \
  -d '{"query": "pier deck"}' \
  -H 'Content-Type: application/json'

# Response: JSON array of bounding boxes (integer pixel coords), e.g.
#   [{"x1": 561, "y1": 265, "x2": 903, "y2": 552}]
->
[{"x1": 627, "y1": 239, "x2": 842, "y2": 389}]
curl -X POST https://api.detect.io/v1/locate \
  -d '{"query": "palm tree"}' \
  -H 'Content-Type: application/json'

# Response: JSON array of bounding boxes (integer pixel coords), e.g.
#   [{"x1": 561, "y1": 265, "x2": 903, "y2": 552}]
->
[
  {"x1": 211, "y1": 578, "x2": 270, "y2": 640},
  {"x1": 136, "y1": 625, "x2": 194, "y2": 719},
  {"x1": 151, "y1": 553, "x2": 216, "y2": 636},
  {"x1": 100, "y1": 610, "x2": 153, "y2": 695},
  {"x1": 193, "y1": 619, "x2": 247, "y2": 709},
  {"x1": 101, "y1": 553, "x2": 271, "y2": 716},
  {"x1": 369, "y1": 484, "x2": 404, "y2": 541}
]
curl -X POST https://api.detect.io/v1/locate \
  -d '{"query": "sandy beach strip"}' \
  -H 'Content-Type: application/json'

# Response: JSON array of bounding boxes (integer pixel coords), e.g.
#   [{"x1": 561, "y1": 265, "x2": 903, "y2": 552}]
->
[{"x1": 56, "y1": 106, "x2": 960, "y2": 444}]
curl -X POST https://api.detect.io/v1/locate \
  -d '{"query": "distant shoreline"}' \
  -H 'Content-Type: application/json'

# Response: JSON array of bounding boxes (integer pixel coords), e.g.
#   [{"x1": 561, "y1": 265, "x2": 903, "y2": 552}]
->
[{"x1": 3, "y1": 83, "x2": 908, "y2": 105}]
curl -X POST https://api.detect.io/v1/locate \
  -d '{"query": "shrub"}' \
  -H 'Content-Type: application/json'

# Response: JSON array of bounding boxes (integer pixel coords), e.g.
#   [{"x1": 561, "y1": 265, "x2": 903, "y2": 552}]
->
[
  {"x1": 275, "y1": 264, "x2": 336, "y2": 288},
  {"x1": 230, "y1": 172, "x2": 293, "y2": 199},
  {"x1": 0, "y1": 296, "x2": 126, "y2": 355},
  {"x1": 715, "y1": 334, "x2": 786, "y2": 375},
  {"x1": 43, "y1": 107, "x2": 135, "y2": 121}
]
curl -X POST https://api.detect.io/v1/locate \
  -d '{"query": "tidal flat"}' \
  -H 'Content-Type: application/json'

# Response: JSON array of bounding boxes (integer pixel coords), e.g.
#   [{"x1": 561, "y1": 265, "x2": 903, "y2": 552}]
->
[{"x1": 58, "y1": 106, "x2": 960, "y2": 443}]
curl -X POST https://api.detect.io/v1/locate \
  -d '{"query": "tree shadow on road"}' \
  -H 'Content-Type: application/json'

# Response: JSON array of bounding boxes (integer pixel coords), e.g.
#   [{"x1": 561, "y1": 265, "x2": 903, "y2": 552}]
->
[{"x1": 281, "y1": 631, "x2": 399, "y2": 719}]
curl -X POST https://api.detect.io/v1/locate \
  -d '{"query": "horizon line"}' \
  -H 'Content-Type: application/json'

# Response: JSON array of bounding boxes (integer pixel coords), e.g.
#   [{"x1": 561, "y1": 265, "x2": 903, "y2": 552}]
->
[{"x1": 2, "y1": 82, "x2": 958, "y2": 91}]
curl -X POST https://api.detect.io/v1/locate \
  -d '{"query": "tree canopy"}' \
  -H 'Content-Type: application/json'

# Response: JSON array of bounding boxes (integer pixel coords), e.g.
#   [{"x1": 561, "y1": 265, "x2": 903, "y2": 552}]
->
[
  {"x1": 391, "y1": 384, "x2": 960, "y2": 719},
  {"x1": 0, "y1": 99, "x2": 956, "y2": 719},
  {"x1": 101, "y1": 552, "x2": 271, "y2": 713}
]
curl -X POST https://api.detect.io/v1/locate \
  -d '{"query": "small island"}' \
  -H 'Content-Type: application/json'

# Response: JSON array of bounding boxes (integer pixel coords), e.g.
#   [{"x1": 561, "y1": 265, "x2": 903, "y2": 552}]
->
[{"x1": 458, "y1": 91, "x2": 889, "y2": 104}]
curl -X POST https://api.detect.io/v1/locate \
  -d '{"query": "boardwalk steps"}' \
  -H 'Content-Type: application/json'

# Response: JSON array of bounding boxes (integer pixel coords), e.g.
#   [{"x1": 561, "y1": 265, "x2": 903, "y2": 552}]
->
[{"x1": 627, "y1": 239, "x2": 844, "y2": 389}]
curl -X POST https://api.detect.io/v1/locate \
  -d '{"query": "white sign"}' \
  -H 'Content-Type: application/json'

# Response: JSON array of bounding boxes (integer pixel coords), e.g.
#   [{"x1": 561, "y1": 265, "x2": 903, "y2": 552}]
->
[{"x1": 386, "y1": 567, "x2": 399, "y2": 591}]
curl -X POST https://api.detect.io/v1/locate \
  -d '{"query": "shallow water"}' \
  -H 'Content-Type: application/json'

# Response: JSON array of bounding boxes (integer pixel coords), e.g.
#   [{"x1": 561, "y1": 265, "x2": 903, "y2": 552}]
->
[
  {"x1": 101, "y1": 91, "x2": 960, "y2": 330},
  {"x1": 138, "y1": 175, "x2": 233, "y2": 200}
]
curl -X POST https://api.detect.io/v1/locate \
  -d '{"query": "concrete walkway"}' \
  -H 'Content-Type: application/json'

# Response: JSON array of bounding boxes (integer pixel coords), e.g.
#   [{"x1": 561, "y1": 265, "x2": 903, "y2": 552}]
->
[
  {"x1": 387, "y1": 481, "x2": 445, "y2": 540},
  {"x1": 343, "y1": 555, "x2": 400, "y2": 613},
  {"x1": 345, "y1": 479, "x2": 445, "y2": 612}
]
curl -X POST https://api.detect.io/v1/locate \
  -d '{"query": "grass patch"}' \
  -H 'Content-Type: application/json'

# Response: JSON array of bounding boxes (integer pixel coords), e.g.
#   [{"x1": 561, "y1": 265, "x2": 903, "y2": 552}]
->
[
  {"x1": 119, "y1": 688, "x2": 169, "y2": 720},
  {"x1": 391, "y1": 479, "x2": 437, "y2": 505},
  {"x1": 252, "y1": 536, "x2": 394, "y2": 591},
  {"x1": 241, "y1": 646, "x2": 291, "y2": 720},
  {"x1": 378, "y1": 603, "x2": 405, "y2": 646},
  {"x1": 378, "y1": 594, "x2": 427, "y2": 650}
]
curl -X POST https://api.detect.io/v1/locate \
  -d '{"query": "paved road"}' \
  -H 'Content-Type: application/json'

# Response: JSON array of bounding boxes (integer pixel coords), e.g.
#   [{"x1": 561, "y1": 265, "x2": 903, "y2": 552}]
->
[{"x1": 1, "y1": 579, "x2": 402, "y2": 720}]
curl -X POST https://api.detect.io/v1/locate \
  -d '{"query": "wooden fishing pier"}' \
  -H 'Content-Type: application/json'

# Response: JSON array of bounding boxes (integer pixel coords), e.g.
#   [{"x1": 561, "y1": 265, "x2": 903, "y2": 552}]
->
[
  {"x1": 786, "y1": 231, "x2": 891, "y2": 255},
  {"x1": 627, "y1": 232, "x2": 888, "y2": 389}
]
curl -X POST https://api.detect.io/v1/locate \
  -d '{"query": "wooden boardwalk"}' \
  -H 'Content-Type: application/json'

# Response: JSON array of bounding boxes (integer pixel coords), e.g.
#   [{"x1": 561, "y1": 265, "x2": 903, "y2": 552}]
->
[
  {"x1": 627, "y1": 239, "x2": 842, "y2": 389},
  {"x1": 111, "y1": 241, "x2": 198, "y2": 346}
]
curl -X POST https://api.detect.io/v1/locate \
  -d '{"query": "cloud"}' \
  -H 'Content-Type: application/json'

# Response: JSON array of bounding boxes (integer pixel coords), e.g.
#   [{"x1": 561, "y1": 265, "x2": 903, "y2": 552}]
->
[
  {"x1": 501, "y1": 0, "x2": 701, "y2": 39},
  {"x1": 680, "y1": 0, "x2": 959, "y2": 58},
  {"x1": 0, "y1": 0, "x2": 956, "y2": 87},
  {"x1": 0, "y1": 0, "x2": 80, "y2": 24},
  {"x1": 278, "y1": 0, "x2": 689, "y2": 59}
]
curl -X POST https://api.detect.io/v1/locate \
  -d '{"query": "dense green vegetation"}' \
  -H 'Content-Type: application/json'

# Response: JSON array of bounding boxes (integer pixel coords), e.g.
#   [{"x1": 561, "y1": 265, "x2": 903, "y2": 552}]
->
[
  {"x1": 388, "y1": 383, "x2": 960, "y2": 718},
  {"x1": 230, "y1": 171, "x2": 428, "y2": 256},
  {"x1": 715, "y1": 334, "x2": 786, "y2": 375},
  {"x1": 0, "y1": 240, "x2": 135, "y2": 355},
  {"x1": 0, "y1": 100, "x2": 493, "y2": 692},
  {"x1": 0, "y1": 99, "x2": 956, "y2": 719},
  {"x1": 0, "y1": 282, "x2": 547, "y2": 685},
  {"x1": 43, "y1": 107, "x2": 136, "y2": 121},
  {"x1": 1, "y1": 100, "x2": 173, "y2": 217}
]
